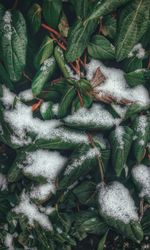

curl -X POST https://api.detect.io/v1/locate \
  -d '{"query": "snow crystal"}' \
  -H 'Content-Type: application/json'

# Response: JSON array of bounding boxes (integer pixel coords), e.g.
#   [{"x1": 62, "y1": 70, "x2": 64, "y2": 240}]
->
[
  {"x1": 0, "y1": 173, "x2": 7, "y2": 190},
  {"x1": 40, "y1": 57, "x2": 55, "y2": 74},
  {"x1": 132, "y1": 165, "x2": 150, "y2": 198},
  {"x1": 64, "y1": 104, "x2": 120, "y2": 129},
  {"x1": 4, "y1": 102, "x2": 60, "y2": 146},
  {"x1": 5, "y1": 233, "x2": 14, "y2": 250},
  {"x1": 114, "y1": 126, "x2": 125, "y2": 149},
  {"x1": 19, "y1": 89, "x2": 33, "y2": 101},
  {"x1": 86, "y1": 60, "x2": 150, "y2": 106},
  {"x1": 13, "y1": 193, "x2": 52, "y2": 230},
  {"x1": 23, "y1": 150, "x2": 67, "y2": 181},
  {"x1": 128, "y1": 44, "x2": 145, "y2": 59},
  {"x1": 30, "y1": 183, "x2": 56, "y2": 201},
  {"x1": 98, "y1": 181, "x2": 138, "y2": 224},
  {"x1": 64, "y1": 147, "x2": 100, "y2": 175},
  {"x1": 1, "y1": 86, "x2": 15, "y2": 108},
  {"x1": 3, "y1": 11, "x2": 13, "y2": 40}
]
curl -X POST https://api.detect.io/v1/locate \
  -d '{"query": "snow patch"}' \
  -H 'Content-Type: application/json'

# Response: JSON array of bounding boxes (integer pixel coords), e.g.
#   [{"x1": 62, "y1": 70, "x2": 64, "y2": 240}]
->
[
  {"x1": 86, "y1": 60, "x2": 149, "y2": 106},
  {"x1": 128, "y1": 44, "x2": 145, "y2": 59},
  {"x1": 64, "y1": 104, "x2": 120, "y2": 129},
  {"x1": 13, "y1": 192, "x2": 52, "y2": 230},
  {"x1": 23, "y1": 150, "x2": 67, "y2": 182},
  {"x1": 132, "y1": 165, "x2": 150, "y2": 198},
  {"x1": 98, "y1": 181, "x2": 138, "y2": 224}
]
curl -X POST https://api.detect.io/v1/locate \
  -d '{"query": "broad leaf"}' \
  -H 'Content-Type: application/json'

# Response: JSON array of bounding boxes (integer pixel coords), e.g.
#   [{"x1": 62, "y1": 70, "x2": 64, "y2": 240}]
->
[
  {"x1": 54, "y1": 46, "x2": 76, "y2": 78},
  {"x1": 124, "y1": 69, "x2": 150, "y2": 87},
  {"x1": 32, "y1": 56, "x2": 56, "y2": 96},
  {"x1": 34, "y1": 36, "x2": 54, "y2": 69},
  {"x1": 97, "y1": 231, "x2": 108, "y2": 250},
  {"x1": 70, "y1": 0, "x2": 90, "y2": 20},
  {"x1": 27, "y1": 3, "x2": 42, "y2": 34},
  {"x1": 86, "y1": 0, "x2": 131, "y2": 22},
  {"x1": 0, "y1": 63, "x2": 13, "y2": 90},
  {"x1": 116, "y1": 0, "x2": 150, "y2": 61},
  {"x1": 43, "y1": 0, "x2": 62, "y2": 29},
  {"x1": 59, "y1": 145, "x2": 101, "y2": 188},
  {"x1": 65, "y1": 19, "x2": 97, "y2": 62},
  {"x1": 63, "y1": 104, "x2": 120, "y2": 131},
  {"x1": 88, "y1": 35, "x2": 115, "y2": 60},
  {"x1": 109, "y1": 126, "x2": 133, "y2": 176},
  {"x1": 132, "y1": 115, "x2": 150, "y2": 162},
  {"x1": 1, "y1": 10, "x2": 28, "y2": 81},
  {"x1": 58, "y1": 86, "x2": 76, "y2": 118}
]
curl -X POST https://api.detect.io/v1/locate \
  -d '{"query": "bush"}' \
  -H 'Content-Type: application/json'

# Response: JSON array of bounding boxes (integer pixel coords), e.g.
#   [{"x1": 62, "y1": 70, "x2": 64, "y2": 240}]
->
[{"x1": 0, "y1": 0, "x2": 150, "y2": 249}]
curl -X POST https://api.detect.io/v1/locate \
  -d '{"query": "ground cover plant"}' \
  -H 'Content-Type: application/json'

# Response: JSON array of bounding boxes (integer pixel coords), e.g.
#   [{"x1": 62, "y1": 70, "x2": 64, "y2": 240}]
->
[{"x1": 0, "y1": 0, "x2": 150, "y2": 249}]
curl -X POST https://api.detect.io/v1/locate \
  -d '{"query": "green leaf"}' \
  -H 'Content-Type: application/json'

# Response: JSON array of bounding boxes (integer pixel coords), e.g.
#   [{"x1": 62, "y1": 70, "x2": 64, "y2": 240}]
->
[
  {"x1": 73, "y1": 211, "x2": 108, "y2": 239},
  {"x1": 43, "y1": 0, "x2": 62, "y2": 29},
  {"x1": 132, "y1": 115, "x2": 150, "y2": 162},
  {"x1": 34, "y1": 36, "x2": 54, "y2": 70},
  {"x1": 121, "y1": 56, "x2": 143, "y2": 73},
  {"x1": 88, "y1": 35, "x2": 115, "y2": 60},
  {"x1": 35, "y1": 127, "x2": 89, "y2": 150},
  {"x1": 124, "y1": 103, "x2": 150, "y2": 120},
  {"x1": 86, "y1": 0, "x2": 131, "y2": 22},
  {"x1": 40, "y1": 101, "x2": 58, "y2": 120},
  {"x1": 32, "y1": 56, "x2": 56, "y2": 96},
  {"x1": 116, "y1": 0, "x2": 150, "y2": 61},
  {"x1": 27, "y1": 3, "x2": 42, "y2": 34},
  {"x1": 97, "y1": 231, "x2": 108, "y2": 250},
  {"x1": 124, "y1": 69, "x2": 150, "y2": 87},
  {"x1": 109, "y1": 126, "x2": 133, "y2": 176},
  {"x1": 73, "y1": 181, "x2": 97, "y2": 205},
  {"x1": 63, "y1": 104, "x2": 118, "y2": 131},
  {"x1": 65, "y1": 19, "x2": 97, "y2": 62},
  {"x1": 101, "y1": 14, "x2": 117, "y2": 40},
  {"x1": 54, "y1": 46, "x2": 74, "y2": 78},
  {"x1": 1, "y1": 10, "x2": 28, "y2": 81},
  {"x1": 0, "y1": 63, "x2": 14, "y2": 90},
  {"x1": 59, "y1": 145, "x2": 101, "y2": 188},
  {"x1": 70, "y1": 0, "x2": 91, "y2": 20},
  {"x1": 58, "y1": 86, "x2": 76, "y2": 118}
]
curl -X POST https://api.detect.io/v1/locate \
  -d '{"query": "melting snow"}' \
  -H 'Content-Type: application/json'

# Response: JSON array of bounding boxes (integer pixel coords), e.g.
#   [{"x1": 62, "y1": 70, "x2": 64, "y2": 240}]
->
[
  {"x1": 98, "y1": 181, "x2": 138, "y2": 224},
  {"x1": 132, "y1": 165, "x2": 150, "y2": 198},
  {"x1": 86, "y1": 60, "x2": 149, "y2": 106}
]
